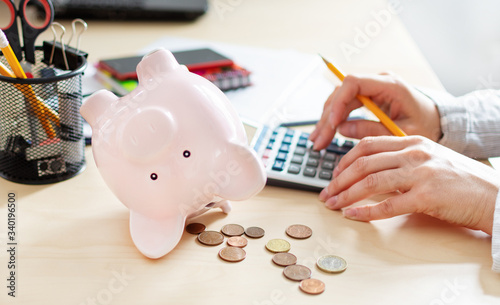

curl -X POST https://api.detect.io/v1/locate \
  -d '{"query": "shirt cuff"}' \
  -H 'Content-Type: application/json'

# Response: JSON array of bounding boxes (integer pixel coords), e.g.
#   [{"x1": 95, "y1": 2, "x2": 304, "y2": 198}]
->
[
  {"x1": 493, "y1": 189, "x2": 500, "y2": 272},
  {"x1": 417, "y1": 88, "x2": 469, "y2": 154}
]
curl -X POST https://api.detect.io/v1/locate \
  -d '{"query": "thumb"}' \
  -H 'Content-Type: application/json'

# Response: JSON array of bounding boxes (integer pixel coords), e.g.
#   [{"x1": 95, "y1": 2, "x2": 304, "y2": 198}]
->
[{"x1": 337, "y1": 120, "x2": 392, "y2": 139}]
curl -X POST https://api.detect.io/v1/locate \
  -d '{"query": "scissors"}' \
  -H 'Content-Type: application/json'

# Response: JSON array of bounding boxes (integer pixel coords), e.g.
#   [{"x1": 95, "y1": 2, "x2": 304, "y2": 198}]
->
[{"x1": 1, "y1": 0, "x2": 54, "y2": 63}]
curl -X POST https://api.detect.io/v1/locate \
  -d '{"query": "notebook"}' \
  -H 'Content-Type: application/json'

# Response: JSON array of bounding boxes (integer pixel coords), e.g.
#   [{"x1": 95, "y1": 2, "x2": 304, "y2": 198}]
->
[{"x1": 52, "y1": 0, "x2": 208, "y2": 21}]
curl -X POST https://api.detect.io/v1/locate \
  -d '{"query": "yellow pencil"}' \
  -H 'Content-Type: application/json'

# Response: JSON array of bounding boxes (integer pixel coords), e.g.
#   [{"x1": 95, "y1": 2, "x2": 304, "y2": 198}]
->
[
  {"x1": 320, "y1": 55, "x2": 407, "y2": 137},
  {"x1": 0, "y1": 29, "x2": 59, "y2": 138}
]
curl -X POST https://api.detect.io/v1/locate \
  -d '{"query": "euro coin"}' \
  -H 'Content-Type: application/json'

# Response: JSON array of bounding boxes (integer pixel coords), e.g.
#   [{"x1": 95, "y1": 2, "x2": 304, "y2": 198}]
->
[
  {"x1": 245, "y1": 226, "x2": 265, "y2": 238},
  {"x1": 185, "y1": 223, "x2": 206, "y2": 234},
  {"x1": 227, "y1": 236, "x2": 248, "y2": 248},
  {"x1": 285, "y1": 224, "x2": 312, "y2": 239},
  {"x1": 299, "y1": 278, "x2": 325, "y2": 295},
  {"x1": 283, "y1": 264, "x2": 311, "y2": 281},
  {"x1": 272, "y1": 252, "x2": 297, "y2": 267},
  {"x1": 316, "y1": 255, "x2": 347, "y2": 273},
  {"x1": 265, "y1": 239, "x2": 291, "y2": 253},
  {"x1": 219, "y1": 246, "x2": 246, "y2": 262},
  {"x1": 197, "y1": 231, "x2": 224, "y2": 246},
  {"x1": 221, "y1": 224, "x2": 245, "y2": 236}
]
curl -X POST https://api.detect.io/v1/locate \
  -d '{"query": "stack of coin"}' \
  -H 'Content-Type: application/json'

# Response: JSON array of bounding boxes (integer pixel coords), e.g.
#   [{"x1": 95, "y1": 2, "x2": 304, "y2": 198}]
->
[{"x1": 186, "y1": 223, "x2": 265, "y2": 264}]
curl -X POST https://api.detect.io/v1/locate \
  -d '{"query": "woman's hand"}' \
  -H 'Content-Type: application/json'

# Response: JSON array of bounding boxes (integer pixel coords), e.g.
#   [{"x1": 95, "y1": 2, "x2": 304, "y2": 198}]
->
[
  {"x1": 320, "y1": 136, "x2": 500, "y2": 234},
  {"x1": 309, "y1": 73, "x2": 442, "y2": 150}
]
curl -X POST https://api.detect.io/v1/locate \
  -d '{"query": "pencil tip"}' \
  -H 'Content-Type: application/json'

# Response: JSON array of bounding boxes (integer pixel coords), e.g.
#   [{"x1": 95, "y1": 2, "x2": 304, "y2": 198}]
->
[{"x1": 318, "y1": 54, "x2": 329, "y2": 65}]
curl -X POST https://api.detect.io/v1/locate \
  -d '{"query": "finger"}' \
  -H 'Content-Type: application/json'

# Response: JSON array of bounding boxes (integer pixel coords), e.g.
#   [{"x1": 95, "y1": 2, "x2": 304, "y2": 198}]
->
[
  {"x1": 310, "y1": 89, "x2": 336, "y2": 142},
  {"x1": 337, "y1": 120, "x2": 392, "y2": 139},
  {"x1": 324, "y1": 165, "x2": 412, "y2": 210},
  {"x1": 333, "y1": 136, "x2": 418, "y2": 179},
  {"x1": 329, "y1": 74, "x2": 402, "y2": 128},
  {"x1": 342, "y1": 192, "x2": 416, "y2": 221}
]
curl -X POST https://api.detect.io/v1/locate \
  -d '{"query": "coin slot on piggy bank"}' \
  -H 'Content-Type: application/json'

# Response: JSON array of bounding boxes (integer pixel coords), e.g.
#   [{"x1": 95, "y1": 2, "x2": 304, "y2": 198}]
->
[{"x1": 81, "y1": 48, "x2": 266, "y2": 259}]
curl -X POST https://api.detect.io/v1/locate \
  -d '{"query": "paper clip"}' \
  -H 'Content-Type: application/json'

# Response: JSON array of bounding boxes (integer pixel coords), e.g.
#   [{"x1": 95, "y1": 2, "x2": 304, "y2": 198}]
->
[
  {"x1": 67, "y1": 19, "x2": 88, "y2": 55},
  {"x1": 43, "y1": 19, "x2": 88, "y2": 71},
  {"x1": 48, "y1": 22, "x2": 69, "y2": 70}
]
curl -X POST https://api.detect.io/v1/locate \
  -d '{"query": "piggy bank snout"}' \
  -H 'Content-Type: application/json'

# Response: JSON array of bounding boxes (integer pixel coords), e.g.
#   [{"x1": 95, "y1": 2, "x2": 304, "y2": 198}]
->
[{"x1": 120, "y1": 108, "x2": 176, "y2": 161}]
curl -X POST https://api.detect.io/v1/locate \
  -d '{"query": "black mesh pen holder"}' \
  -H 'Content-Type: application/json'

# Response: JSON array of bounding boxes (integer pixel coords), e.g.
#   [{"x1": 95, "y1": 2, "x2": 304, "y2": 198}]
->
[{"x1": 0, "y1": 49, "x2": 87, "y2": 184}]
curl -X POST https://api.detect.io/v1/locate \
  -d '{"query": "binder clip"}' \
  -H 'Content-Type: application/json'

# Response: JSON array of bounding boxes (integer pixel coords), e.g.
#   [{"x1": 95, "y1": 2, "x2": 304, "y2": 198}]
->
[{"x1": 43, "y1": 19, "x2": 88, "y2": 71}]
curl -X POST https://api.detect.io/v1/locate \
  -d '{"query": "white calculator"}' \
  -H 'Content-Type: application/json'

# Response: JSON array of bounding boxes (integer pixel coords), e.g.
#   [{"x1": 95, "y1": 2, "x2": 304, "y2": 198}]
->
[{"x1": 244, "y1": 122, "x2": 355, "y2": 192}]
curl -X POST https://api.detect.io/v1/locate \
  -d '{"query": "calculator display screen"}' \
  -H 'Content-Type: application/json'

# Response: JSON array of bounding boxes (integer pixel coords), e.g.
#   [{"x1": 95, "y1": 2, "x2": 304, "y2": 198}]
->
[{"x1": 242, "y1": 123, "x2": 257, "y2": 146}]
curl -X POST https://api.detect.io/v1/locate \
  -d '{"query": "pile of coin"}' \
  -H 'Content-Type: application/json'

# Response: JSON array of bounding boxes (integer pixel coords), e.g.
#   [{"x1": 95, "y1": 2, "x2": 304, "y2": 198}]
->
[
  {"x1": 186, "y1": 222, "x2": 265, "y2": 263},
  {"x1": 185, "y1": 222, "x2": 347, "y2": 296}
]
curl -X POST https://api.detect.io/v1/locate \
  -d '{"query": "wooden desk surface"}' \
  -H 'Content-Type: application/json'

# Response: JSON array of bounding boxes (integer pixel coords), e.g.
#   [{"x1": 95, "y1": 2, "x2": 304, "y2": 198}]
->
[{"x1": 1, "y1": 0, "x2": 499, "y2": 304}]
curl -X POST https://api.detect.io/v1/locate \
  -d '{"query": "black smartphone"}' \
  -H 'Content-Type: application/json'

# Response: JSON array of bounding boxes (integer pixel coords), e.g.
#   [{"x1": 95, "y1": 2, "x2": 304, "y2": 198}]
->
[{"x1": 97, "y1": 48, "x2": 234, "y2": 81}]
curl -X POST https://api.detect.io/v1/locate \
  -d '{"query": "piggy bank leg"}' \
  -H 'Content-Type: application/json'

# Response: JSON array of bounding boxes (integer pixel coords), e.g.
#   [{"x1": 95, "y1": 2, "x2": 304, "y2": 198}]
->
[{"x1": 214, "y1": 200, "x2": 232, "y2": 214}]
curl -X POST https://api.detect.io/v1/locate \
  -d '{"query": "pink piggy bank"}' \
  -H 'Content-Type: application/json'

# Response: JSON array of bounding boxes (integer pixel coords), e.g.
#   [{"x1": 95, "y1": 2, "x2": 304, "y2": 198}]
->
[{"x1": 80, "y1": 48, "x2": 266, "y2": 259}]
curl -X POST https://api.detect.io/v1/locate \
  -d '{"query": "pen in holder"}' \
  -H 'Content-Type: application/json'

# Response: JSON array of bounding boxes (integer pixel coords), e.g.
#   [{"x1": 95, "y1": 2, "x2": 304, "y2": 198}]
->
[{"x1": 0, "y1": 48, "x2": 87, "y2": 184}]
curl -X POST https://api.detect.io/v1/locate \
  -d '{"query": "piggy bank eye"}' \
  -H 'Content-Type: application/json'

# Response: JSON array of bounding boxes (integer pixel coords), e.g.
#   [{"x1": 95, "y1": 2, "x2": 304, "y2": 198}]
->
[
  {"x1": 183, "y1": 150, "x2": 191, "y2": 158},
  {"x1": 150, "y1": 173, "x2": 158, "y2": 180}
]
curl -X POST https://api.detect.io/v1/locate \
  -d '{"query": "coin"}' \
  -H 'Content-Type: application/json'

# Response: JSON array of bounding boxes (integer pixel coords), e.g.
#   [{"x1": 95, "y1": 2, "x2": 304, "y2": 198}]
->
[
  {"x1": 245, "y1": 226, "x2": 265, "y2": 238},
  {"x1": 285, "y1": 224, "x2": 312, "y2": 239},
  {"x1": 265, "y1": 239, "x2": 291, "y2": 253},
  {"x1": 283, "y1": 264, "x2": 311, "y2": 281},
  {"x1": 185, "y1": 223, "x2": 206, "y2": 234},
  {"x1": 299, "y1": 278, "x2": 325, "y2": 295},
  {"x1": 221, "y1": 224, "x2": 245, "y2": 236},
  {"x1": 272, "y1": 252, "x2": 297, "y2": 267},
  {"x1": 197, "y1": 231, "x2": 224, "y2": 246},
  {"x1": 219, "y1": 246, "x2": 246, "y2": 262},
  {"x1": 316, "y1": 255, "x2": 347, "y2": 273},
  {"x1": 227, "y1": 236, "x2": 248, "y2": 248}
]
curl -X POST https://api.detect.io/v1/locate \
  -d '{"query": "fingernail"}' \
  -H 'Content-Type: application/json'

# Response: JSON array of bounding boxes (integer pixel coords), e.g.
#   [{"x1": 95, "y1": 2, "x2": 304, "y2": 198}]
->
[
  {"x1": 343, "y1": 208, "x2": 358, "y2": 219},
  {"x1": 328, "y1": 113, "x2": 335, "y2": 129},
  {"x1": 325, "y1": 196, "x2": 338, "y2": 209},
  {"x1": 313, "y1": 135, "x2": 323, "y2": 150},
  {"x1": 332, "y1": 166, "x2": 340, "y2": 178},
  {"x1": 319, "y1": 188, "x2": 328, "y2": 201},
  {"x1": 309, "y1": 128, "x2": 319, "y2": 141}
]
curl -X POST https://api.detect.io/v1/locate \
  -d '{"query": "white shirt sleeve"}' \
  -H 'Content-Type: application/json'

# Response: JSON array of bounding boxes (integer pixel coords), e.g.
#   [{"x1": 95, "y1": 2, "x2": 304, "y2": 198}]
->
[
  {"x1": 420, "y1": 89, "x2": 500, "y2": 159},
  {"x1": 493, "y1": 190, "x2": 500, "y2": 272}
]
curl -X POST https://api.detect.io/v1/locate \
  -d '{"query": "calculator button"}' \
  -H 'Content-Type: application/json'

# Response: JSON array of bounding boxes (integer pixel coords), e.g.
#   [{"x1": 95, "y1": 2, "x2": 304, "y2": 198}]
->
[
  {"x1": 291, "y1": 155, "x2": 304, "y2": 164},
  {"x1": 285, "y1": 129, "x2": 295, "y2": 136},
  {"x1": 299, "y1": 132, "x2": 310, "y2": 139},
  {"x1": 343, "y1": 140, "x2": 354, "y2": 148},
  {"x1": 294, "y1": 147, "x2": 306, "y2": 156},
  {"x1": 276, "y1": 152, "x2": 288, "y2": 161},
  {"x1": 279, "y1": 143, "x2": 291, "y2": 152},
  {"x1": 262, "y1": 149, "x2": 271, "y2": 158},
  {"x1": 287, "y1": 164, "x2": 301, "y2": 174},
  {"x1": 306, "y1": 158, "x2": 319, "y2": 167},
  {"x1": 326, "y1": 143, "x2": 349, "y2": 154},
  {"x1": 309, "y1": 150, "x2": 321, "y2": 159},
  {"x1": 324, "y1": 153, "x2": 336, "y2": 161},
  {"x1": 270, "y1": 131, "x2": 278, "y2": 141},
  {"x1": 297, "y1": 138, "x2": 308, "y2": 147},
  {"x1": 319, "y1": 170, "x2": 333, "y2": 180},
  {"x1": 282, "y1": 136, "x2": 293, "y2": 144},
  {"x1": 272, "y1": 160, "x2": 285, "y2": 171},
  {"x1": 321, "y1": 161, "x2": 335, "y2": 170},
  {"x1": 303, "y1": 167, "x2": 317, "y2": 177},
  {"x1": 266, "y1": 141, "x2": 274, "y2": 150}
]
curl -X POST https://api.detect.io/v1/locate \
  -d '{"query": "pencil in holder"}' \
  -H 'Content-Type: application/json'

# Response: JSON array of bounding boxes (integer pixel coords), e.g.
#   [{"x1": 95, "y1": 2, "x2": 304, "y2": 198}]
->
[{"x1": 0, "y1": 48, "x2": 87, "y2": 184}]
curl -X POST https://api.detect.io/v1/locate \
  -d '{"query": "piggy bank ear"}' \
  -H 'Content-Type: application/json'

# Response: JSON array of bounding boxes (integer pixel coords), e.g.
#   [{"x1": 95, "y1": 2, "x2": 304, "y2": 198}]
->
[
  {"x1": 119, "y1": 109, "x2": 176, "y2": 161},
  {"x1": 80, "y1": 90, "x2": 118, "y2": 127},
  {"x1": 136, "y1": 48, "x2": 180, "y2": 84},
  {"x1": 215, "y1": 143, "x2": 266, "y2": 201},
  {"x1": 129, "y1": 211, "x2": 185, "y2": 259}
]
